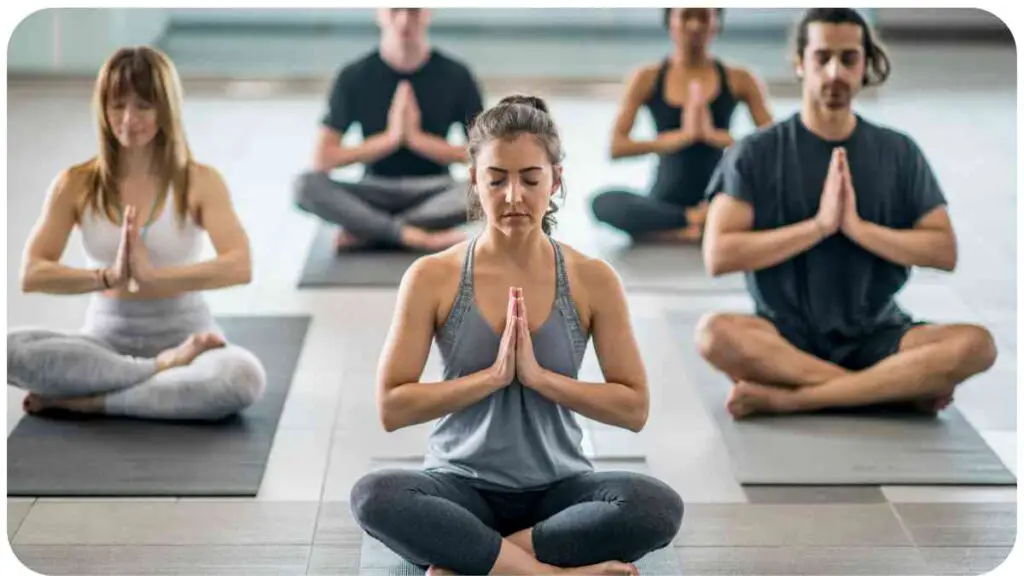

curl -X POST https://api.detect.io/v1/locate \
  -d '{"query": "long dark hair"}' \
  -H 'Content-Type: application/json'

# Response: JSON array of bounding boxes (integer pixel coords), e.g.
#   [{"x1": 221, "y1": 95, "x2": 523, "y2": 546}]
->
[
  {"x1": 466, "y1": 95, "x2": 565, "y2": 235},
  {"x1": 791, "y1": 8, "x2": 892, "y2": 87}
]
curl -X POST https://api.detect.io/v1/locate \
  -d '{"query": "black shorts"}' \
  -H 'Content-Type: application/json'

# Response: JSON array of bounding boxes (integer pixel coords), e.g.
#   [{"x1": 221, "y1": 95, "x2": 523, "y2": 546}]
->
[{"x1": 763, "y1": 316, "x2": 928, "y2": 371}]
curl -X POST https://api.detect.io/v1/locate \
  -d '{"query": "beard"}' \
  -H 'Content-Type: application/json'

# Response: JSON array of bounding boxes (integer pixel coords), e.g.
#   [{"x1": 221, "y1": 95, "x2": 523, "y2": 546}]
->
[{"x1": 821, "y1": 81, "x2": 853, "y2": 109}]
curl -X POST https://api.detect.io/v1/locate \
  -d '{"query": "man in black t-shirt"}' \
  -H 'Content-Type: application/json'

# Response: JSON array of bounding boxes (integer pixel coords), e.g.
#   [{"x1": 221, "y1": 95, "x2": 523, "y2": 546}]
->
[
  {"x1": 294, "y1": 8, "x2": 484, "y2": 252},
  {"x1": 696, "y1": 8, "x2": 997, "y2": 418}
]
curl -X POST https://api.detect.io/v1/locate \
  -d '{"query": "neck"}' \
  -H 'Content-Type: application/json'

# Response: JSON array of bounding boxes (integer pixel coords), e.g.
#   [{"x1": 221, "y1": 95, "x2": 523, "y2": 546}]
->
[
  {"x1": 673, "y1": 46, "x2": 712, "y2": 69},
  {"x1": 800, "y1": 101, "x2": 857, "y2": 141},
  {"x1": 117, "y1": 145, "x2": 157, "y2": 179},
  {"x1": 478, "y1": 226, "x2": 549, "y2": 269},
  {"x1": 379, "y1": 37, "x2": 430, "y2": 72}
]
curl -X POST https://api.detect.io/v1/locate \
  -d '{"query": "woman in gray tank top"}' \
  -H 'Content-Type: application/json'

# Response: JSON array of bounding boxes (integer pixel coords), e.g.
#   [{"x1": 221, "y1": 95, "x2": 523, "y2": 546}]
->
[{"x1": 350, "y1": 95, "x2": 683, "y2": 576}]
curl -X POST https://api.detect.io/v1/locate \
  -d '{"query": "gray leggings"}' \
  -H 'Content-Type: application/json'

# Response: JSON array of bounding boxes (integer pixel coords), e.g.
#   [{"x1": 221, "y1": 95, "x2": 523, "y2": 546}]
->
[
  {"x1": 591, "y1": 189, "x2": 691, "y2": 238},
  {"x1": 6, "y1": 293, "x2": 266, "y2": 421},
  {"x1": 293, "y1": 172, "x2": 469, "y2": 246},
  {"x1": 350, "y1": 469, "x2": 684, "y2": 574}
]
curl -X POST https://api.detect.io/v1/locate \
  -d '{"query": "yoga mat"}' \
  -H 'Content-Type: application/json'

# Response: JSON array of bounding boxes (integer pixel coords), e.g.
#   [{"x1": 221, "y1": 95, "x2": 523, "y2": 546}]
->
[
  {"x1": 6, "y1": 315, "x2": 311, "y2": 497},
  {"x1": 297, "y1": 223, "x2": 426, "y2": 288},
  {"x1": 666, "y1": 311, "x2": 1016, "y2": 485},
  {"x1": 596, "y1": 244, "x2": 747, "y2": 294},
  {"x1": 359, "y1": 536, "x2": 681, "y2": 575}
]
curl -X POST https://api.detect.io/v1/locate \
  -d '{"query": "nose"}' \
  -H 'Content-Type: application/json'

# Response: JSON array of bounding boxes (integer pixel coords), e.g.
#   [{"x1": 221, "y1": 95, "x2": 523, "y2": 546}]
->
[
  {"x1": 504, "y1": 181, "x2": 524, "y2": 205},
  {"x1": 825, "y1": 57, "x2": 842, "y2": 80}
]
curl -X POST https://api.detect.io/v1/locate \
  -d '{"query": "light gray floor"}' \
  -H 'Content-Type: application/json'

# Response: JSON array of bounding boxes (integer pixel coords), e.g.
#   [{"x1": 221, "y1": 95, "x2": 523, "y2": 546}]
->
[{"x1": 5, "y1": 41, "x2": 1018, "y2": 574}]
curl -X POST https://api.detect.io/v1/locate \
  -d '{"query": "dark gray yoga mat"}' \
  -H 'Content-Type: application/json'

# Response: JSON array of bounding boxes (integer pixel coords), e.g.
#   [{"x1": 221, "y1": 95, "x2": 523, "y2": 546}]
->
[
  {"x1": 6, "y1": 315, "x2": 311, "y2": 497},
  {"x1": 359, "y1": 535, "x2": 681, "y2": 575},
  {"x1": 595, "y1": 243, "x2": 747, "y2": 293},
  {"x1": 666, "y1": 311, "x2": 1016, "y2": 485},
  {"x1": 298, "y1": 223, "x2": 425, "y2": 288}
]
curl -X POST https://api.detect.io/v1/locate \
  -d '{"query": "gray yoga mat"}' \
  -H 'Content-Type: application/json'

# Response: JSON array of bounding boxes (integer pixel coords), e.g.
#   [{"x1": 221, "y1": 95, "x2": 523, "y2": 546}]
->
[
  {"x1": 666, "y1": 311, "x2": 1016, "y2": 485},
  {"x1": 595, "y1": 243, "x2": 747, "y2": 294},
  {"x1": 359, "y1": 535, "x2": 681, "y2": 575},
  {"x1": 297, "y1": 223, "x2": 426, "y2": 288},
  {"x1": 6, "y1": 315, "x2": 311, "y2": 497}
]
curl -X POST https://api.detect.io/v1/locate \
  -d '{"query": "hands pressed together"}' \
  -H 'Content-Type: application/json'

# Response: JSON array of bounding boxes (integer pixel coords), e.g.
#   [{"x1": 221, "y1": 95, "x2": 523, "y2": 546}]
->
[
  {"x1": 676, "y1": 80, "x2": 722, "y2": 149},
  {"x1": 385, "y1": 80, "x2": 423, "y2": 149},
  {"x1": 491, "y1": 287, "x2": 546, "y2": 389},
  {"x1": 814, "y1": 146, "x2": 863, "y2": 240},
  {"x1": 99, "y1": 205, "x2": 154, "y2": 293}
]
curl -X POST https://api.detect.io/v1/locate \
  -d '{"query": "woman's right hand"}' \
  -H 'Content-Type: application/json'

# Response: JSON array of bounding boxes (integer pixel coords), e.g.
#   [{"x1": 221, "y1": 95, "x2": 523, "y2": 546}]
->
[
  {"x1": 490, "y1": 287, "x2": 518, "y2": 387},
  {"x1": 103, "y1": 204, "x2": 134, "y2": 289}
]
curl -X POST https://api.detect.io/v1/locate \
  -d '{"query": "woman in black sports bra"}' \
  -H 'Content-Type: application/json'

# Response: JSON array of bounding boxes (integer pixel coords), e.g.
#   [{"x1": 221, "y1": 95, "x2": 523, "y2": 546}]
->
[{"x1": 592, "y1": 8, "x2": 774, "y2": 243}]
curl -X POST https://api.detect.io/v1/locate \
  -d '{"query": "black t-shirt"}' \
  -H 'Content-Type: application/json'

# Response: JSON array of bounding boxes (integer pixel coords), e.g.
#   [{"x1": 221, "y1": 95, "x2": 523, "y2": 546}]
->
[
  {"x1": 321, "y1": 49, "x2": 484, "y2": 178},
  {"x1": 705, "y1": 113, "x2": 948, "y2": 340}
]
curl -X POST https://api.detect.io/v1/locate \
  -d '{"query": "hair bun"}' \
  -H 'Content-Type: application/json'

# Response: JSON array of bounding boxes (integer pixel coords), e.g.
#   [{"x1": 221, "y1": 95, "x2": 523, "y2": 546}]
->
[{"x1": 497, "y1": 94, "x2": 549, "y2": 114}]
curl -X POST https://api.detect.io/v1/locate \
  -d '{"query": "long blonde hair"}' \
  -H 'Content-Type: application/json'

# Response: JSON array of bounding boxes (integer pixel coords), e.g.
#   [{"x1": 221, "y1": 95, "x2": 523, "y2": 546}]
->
[{"x1": 82, "y1": 46, "x2": 193, "y2": 224}]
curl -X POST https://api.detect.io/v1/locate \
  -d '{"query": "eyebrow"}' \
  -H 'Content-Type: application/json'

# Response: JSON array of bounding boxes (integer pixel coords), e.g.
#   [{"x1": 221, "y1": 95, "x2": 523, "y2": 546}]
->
[{"x1": 486, "y1": 166, "x2": 542, "y2": 174}]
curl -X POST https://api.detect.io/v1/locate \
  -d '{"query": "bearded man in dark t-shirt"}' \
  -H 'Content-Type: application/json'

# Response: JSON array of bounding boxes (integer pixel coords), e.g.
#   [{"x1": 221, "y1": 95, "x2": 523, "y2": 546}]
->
[
  {"x1": 294, "y1": 8, "x2": 485, "y2": 252},
  {"x1": 696, "y1": 8, "x2": 997, "y2": 419}
]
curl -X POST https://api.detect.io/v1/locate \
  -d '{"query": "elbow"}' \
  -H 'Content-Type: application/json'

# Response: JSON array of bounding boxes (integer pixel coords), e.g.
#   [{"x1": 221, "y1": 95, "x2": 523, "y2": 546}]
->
[
  {"x1": 19, "y1": 264, "x2": 41, "y2": 293},
  {"x1": 702, "y1": 245, "x2": 732, "y2": 277},
  {"x1": 625, "y1": 393, "x2": 649, "y2": 433},
  {"x1": 377, "y1": 392, "x2": 403, "y2": 433},
  {"x1": 609, "y1": 137, "x2": 627, "y2": 160}
]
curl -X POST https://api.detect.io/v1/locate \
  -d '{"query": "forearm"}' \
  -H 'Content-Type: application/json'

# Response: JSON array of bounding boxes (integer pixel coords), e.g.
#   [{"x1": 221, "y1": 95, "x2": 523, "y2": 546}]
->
[
  {"x1": 381, "y1": 368, "x2": 502, "y2": 431},
  {"x1": 21, "y1": 260, "x2": 107, "y2": 294},
  {"x1": 847, "y1": 220, "x2": 957, "y2": 270},
  {"x1": 702, "y1": 129, "x2": 735, "y2": 149},
  {"x1": 610, "y1": 132, "x2": 689, "y2": 159},
  {"x1": 407, "y1": 131, "x2": 467, "y2": 165},
  {"x1": 706, "y1": 218, "x2": 823, "y2": 276},
  {"x1": 316, "y1": 133, "x2": 397, "y2": 171},
  {"x1": 528, "y1": 370, "x2": 647, "y2": 432},
  {"x1": 144, "y1": 251, "x2": 251, "y2": 293}
]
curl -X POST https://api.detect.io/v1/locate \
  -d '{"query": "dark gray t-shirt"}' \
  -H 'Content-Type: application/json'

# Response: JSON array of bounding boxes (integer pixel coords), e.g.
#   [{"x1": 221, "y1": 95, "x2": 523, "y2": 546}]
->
[{"x1": 705, "y1": 113, "x2": 947, "y2": 340}]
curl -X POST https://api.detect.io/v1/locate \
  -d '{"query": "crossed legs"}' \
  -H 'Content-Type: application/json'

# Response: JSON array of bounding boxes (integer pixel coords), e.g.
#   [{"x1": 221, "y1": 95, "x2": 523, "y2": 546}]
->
[{"x1": 695, "y1": 312, "x2": 998, "y2": 418}]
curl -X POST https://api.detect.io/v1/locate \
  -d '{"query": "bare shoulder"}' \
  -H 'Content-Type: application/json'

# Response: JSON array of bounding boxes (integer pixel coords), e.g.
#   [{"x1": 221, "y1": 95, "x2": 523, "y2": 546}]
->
[
  {"x1": 723, "y1": 63, "x2": 764, "y2": 96},
  {"x1": 624, "y1": 63, "x2": 661, "y2": 98},
  {"x1": 189, "y1": 162, "x2": 229, "y2": 192},
  {"x1": 54, "y1": 160, "x2": 96, "y2": 217},
  {"x1": 557, "y1": 242, "x2": 625, "y2": 305},
  {"x1": 400, "y1": 241, "x2": 468, "y2": 322}
]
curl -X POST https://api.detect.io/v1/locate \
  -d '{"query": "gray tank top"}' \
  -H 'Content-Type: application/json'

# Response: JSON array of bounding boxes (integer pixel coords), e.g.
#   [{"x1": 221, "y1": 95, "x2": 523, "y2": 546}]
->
[{"x1": 424, "y1": 235, "x2": 595, "y2": 491}]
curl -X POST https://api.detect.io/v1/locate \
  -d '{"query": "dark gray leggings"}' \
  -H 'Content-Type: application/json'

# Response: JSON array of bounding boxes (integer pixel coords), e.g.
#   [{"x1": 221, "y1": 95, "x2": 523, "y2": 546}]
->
[
  {"x1": 350, "y1": 469, "x2": 684, "y2": 574},
  {"x1": 591, "y1": 189, "x2": 691, "y2": 238},
  {"x1": 293, "y1": 171, "x2": 469, "y2": 246}
]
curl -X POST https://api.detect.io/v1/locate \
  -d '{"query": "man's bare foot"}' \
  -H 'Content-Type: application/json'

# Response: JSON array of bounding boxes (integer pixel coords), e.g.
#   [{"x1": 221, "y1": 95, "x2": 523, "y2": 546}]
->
[
  {"x1": 910, "y1": 392, "x2": 953, "y2": 415},
  {"x1": 562, "y1": 561, "x2": 639, "y2": 576},
  {"x1": 334, "y1": 229, "x2": 364, "y2": 251},
  {"x1": 23, "y1": 393, "x2": 103, "y2": 415},
  {"x1": 426, "y1": 566, "x2": 457, "y2": 576},
  {"x1": 726, "y1": 380, "x2": 793, "y2": 418},
  {"x1": 155, "y1": 332, "x2": 226, "y2": 371}
]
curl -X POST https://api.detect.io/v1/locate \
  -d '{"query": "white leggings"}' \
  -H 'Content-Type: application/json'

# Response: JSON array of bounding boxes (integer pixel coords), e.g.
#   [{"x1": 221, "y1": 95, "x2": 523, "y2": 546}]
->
[{"x1": 7, "y1": 293, "x2": 266, "y2": 420}]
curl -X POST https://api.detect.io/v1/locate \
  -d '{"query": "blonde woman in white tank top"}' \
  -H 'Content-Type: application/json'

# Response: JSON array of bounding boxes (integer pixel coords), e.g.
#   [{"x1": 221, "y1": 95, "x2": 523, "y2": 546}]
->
[{"x1": 6, "y1": 47, "x2": 266, "y2": 420}]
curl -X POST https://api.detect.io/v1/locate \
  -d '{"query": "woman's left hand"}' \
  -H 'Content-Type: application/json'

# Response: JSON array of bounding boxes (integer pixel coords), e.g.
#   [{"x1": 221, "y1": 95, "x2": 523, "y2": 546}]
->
[
  {"x1": 126, "y1": 205, "x2": 155, "y2": 290},
  {"x1": 514, "y1": 288, "x2": 545, "y2": 387}
]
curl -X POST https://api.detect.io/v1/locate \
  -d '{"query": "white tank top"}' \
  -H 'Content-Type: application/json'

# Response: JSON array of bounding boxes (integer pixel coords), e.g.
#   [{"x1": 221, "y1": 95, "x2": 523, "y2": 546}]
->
[{"x1": 80, "y1": 193, "x2": 203, "y2": 269}]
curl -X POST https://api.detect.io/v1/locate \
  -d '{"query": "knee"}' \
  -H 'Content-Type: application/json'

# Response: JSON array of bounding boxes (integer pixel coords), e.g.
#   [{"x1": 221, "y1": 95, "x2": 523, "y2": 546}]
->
[
  {"x1": 694, "y1": 312, "x2": 739, "y2": 362},
  {"x1": 292, "y1": 171, "x2": 325, "y2": 209},
  {"x1": 620, "y1": 476, "x2": 684, "y2": 548},
  {"x1": 349, "y1": 470, "x2": 403, "y2": 529},
  {"x1": 218, "y1": 347, "x2": 267, "y2": 410},
  {"x1": 590, "y1": 191, "x2": 628, "y2": 225},
  {"x1": 950, "y1": 325, "x2": 998, "y2": 375}
]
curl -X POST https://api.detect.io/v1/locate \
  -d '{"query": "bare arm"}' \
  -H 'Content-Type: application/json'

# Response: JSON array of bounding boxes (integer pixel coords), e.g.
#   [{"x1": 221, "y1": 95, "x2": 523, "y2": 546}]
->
[
  {"x1": 846, "y1": 206, "x2": 957, "y2": 271},
  {"x1": 526, "y1": 260, "x2": 649, "y2": 432},
  {"x1": 703, "y1": 193, "x2": 824, "y2": 276},
  {"x1": 20, "y1": 170, "x2": 109, "y2": 294},
  {"x1": 139, "y1": 166, "x2": 252, "y2": 292},
  {"x1": 313, "y1": 126, "x2": 398, "y2": 172},
  {"x1": 610, "y1": 66, "x2": 691, "y2": 160},
  {"x1": 377, "y1": 258, "x2": 503, "y2": 432},
  {"x1": 406, "y1": 129, "x2": 468, "y2": 165}
]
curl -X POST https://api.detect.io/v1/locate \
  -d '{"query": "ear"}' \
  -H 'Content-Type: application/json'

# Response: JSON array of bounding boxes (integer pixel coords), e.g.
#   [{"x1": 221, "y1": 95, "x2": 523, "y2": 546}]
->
[
  {"x1": 551, "y1": 165, "x2": 563, "y2": 194},
  {"x1": 794, "y1": 54, "x2": 805, "y2": 79}
]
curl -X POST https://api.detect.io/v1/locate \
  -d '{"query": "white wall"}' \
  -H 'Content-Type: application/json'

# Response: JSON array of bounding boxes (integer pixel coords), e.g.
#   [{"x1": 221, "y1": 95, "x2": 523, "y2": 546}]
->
[
  {"x1": 8, "y1": 8, "x2": 170, "y2": 73},
  {"x1": 875, "y1": 7, "x2": 1008, "y2": 29}
]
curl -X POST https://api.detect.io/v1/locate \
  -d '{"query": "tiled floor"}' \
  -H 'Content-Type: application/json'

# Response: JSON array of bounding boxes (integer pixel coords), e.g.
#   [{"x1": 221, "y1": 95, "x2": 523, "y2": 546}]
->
[{"x1": 5, "y1": 39, "x2": 1019, "y2": 575}]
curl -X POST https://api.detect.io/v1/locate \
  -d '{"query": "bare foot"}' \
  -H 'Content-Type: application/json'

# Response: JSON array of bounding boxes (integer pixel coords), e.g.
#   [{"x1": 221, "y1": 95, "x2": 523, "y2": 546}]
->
[
  {"x1": 425, "y1": 228, "x2": 467, "y2": 251},
  {"x1": 911, "y1": 392, "x2": 953, "y2": 415},
  {"x1": 686, "y1": 202, "x2": 709, "y2": 226},
  {"x1": 426, "y1": 566, "x2": 457, "y2": 576},
  {"x1": 563, "y1": 561, "x2": 639, "y2": 576},
  {"x1": 156, "y1": 332, "x2": 226, "y2": 371},
  {"x1": 643, "y1": 226, "x2": 702, "y2": 244},
  {"x1": 334, "y1": 229, "x2": 364, "y2": 251},
  {"x1": 23, "y1": 393, "x2": 103, "y2": 415},
  {"x1": 726, "y1": 380, "x2": 791, "y2": 418}
]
